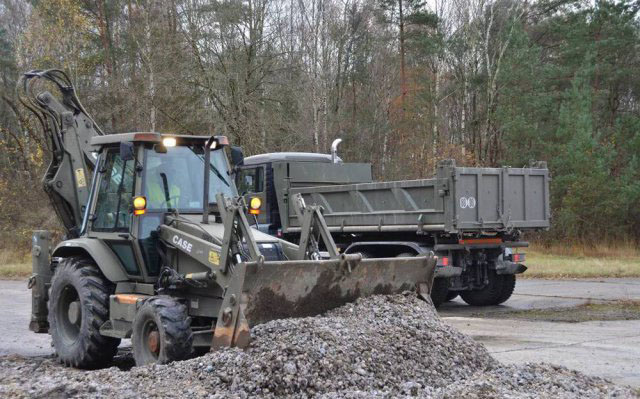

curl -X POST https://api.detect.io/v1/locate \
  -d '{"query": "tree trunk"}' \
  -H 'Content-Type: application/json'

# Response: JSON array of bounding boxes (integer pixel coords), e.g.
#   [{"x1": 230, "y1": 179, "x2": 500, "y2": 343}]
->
[{"x1": 398, "y1": 0, "x2": 407, "y2": 111}]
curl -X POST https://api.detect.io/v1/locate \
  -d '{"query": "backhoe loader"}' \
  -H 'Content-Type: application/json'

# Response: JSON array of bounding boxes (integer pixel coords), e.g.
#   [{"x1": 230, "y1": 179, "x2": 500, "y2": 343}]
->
[{"x1": 21, "y1": 69, "x2": 436, "y2": 368}]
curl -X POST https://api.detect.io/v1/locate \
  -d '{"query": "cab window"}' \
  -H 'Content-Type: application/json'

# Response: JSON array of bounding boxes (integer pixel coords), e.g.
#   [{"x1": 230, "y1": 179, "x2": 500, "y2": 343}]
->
[
  {"x1": 237, "y1": 167, "x2": 264, "y2": 194},
  {"x1": 93, "y1": 150, "x2": 135, "y2": 231},
  {"x1": 142, "y1": 146, "x2": 235, "y2": 211}
]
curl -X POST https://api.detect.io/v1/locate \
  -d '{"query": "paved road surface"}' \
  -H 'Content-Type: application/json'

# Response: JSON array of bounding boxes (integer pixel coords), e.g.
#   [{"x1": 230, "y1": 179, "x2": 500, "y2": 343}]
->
[
  {"x1": 1, "y1": 278, "x2": 639, "y2": 387},
  {"x1": 0, "y1": 279, "x2": 53, "y2": 357},
  {"x1": 440, "y1": 278, "x2": 640, "y2": 388}
]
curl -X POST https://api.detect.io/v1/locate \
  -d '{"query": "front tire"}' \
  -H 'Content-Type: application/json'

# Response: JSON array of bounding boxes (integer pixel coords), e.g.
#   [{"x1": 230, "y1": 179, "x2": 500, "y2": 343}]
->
[
  {"x1": 132, "y1": 297, "x2": 193, "y2": 366},
  {"x1": 430, "y1": 278, "x2": 450, "y2": 307},
  {"x1": 48, "y1": 257, "x2": 120, "y2": 368},
  {"x1": 445, "y1": 291, "x2": 459, "y2": 301}
]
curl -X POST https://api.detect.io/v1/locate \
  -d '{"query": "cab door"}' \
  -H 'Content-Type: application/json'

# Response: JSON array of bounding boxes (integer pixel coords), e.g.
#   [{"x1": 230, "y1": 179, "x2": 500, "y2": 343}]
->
[
  {"x1": 236, "y1": 165, "x2": 268, "y2": 228},
  {"x1": 89, "y1": 148, "x2": 142, "y2": 279}
]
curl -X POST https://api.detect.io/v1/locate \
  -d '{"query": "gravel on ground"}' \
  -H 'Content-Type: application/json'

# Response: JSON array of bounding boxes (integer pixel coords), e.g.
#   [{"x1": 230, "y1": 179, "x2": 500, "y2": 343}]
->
[{"x1": 0, "y1": 293, "x2": 636, "y2": 398}]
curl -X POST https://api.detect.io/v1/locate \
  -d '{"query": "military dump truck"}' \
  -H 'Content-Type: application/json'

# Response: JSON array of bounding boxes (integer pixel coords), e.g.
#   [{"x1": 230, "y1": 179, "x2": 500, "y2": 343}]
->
[
  {"x1": 21, "y1": 70, "x2": 436, "y2": 368},
  {"x1": 235, "y1": 140, "x2": 550, "y2": 306}
]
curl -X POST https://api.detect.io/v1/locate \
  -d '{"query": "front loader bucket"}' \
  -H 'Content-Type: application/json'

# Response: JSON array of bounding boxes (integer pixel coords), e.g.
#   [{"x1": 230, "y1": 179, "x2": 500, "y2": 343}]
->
[
  {"x1": 241, "y1": 254, "x2": 437, "y2": 326},
  {"x1": 207, "y1": 195, "x2": 436, "y2": 349}
]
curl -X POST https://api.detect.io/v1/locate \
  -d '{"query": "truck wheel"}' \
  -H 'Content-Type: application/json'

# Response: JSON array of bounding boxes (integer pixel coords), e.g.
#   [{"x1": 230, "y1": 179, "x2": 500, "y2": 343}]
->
[
  {"x1": 495, "y1": 274, "x2": 516, "y2": 305},
  {"x1": 394, "y1": 252, "x2": 448, "y2": 307},
  {"x1": 430, "y1": 278, "x2": 450, "y2": 307},
  {"x1": 132, "y1": 297, "x2": 193, "y2": 366},
  {"x1": 48, "y1": 257, "x2": 120, "y2": 368},
  {"x1": 460, "y1": 271, "x2": 504, "y2": 306},
  {"x1": 445, "y1": 291, "x2": 459, "y2": 301}
]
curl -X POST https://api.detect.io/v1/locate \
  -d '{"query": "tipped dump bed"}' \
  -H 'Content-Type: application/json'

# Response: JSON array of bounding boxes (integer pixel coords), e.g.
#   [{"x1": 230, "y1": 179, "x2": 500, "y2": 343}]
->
[{"x1": 282, "y1": 161, "x2": 550, "y2": 234}]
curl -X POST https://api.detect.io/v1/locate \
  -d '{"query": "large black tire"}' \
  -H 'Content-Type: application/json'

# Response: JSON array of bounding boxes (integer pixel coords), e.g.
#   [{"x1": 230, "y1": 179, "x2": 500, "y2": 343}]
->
[
  {"x1": 394, "y1": 252, "x2": 448, "y2": 307},
  {"x1": 496, "y1": 274, "x2": 516, "y2": 305},
  {"x1": 132, "y1": 297, "x2": 193, "y2": 366},
  {"x1": 48, "y1": 257, "x2": 120, "y2": 368},
  {"x1": 445, "y1": 291, "x2": 459, "y2": 301},
  {"x1": 430, "y1": 278, "x2": 450, "y2": 307},
  {"x1": 460, "y1": 270, "x2": 504, "y2": 306}
]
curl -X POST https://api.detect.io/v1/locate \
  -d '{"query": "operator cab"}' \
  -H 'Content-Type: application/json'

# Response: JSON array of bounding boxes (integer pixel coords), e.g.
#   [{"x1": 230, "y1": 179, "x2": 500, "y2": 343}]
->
[{"x1": 87, "y1": 133, "x2": 234, "y2": 282}]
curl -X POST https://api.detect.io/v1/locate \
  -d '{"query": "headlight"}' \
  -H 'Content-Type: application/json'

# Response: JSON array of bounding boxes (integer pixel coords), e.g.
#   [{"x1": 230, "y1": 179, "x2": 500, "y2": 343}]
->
[{"x1": 162, "y1": 137, "x2": 177, "y2": 147}]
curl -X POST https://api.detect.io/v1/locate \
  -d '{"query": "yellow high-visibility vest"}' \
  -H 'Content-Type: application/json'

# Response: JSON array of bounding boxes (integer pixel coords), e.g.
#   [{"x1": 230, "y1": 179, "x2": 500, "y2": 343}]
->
[{"x1": 147, "y1": 178, "x2": 180, "y2": 209}]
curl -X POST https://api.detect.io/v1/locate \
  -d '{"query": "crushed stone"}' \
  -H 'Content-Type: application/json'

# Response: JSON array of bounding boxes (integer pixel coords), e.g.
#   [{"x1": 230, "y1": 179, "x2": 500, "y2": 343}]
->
[{"x1": 0, "y1": 293, "x2": 636, "y2": 398}]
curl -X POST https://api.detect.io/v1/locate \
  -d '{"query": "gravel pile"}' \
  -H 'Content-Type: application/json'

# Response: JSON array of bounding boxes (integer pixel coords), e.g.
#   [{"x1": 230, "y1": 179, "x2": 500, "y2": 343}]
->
[{"x1": 0, "y1": 293, "x2": 636, "y2": 398}]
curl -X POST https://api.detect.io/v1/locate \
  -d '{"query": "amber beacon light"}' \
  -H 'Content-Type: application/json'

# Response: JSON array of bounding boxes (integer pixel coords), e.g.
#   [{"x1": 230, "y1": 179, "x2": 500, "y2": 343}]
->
[
  {"x1": 133, "y1": 196, "x2": 147, "y2": 215},
  {"x1": 249, "y1": 197, "x2": 261, "y2": 215}
]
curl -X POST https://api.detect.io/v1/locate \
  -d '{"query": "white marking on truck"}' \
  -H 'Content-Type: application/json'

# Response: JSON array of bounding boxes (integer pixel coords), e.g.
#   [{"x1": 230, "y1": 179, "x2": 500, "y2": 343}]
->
[{"x1": 459, "y1": 197, "x2": 476, "y2": 209}]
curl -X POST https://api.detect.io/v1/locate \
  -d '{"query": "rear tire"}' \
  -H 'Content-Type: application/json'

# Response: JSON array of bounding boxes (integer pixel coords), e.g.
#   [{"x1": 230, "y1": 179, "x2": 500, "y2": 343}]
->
[
  {"x1": 430, "y1": 278, "x2": 450, "y2": 307},
  {"x1": 460, "y1": 270, "x2": 504, "y2": 306},
  {"x1": 132, "y1": 297, "x2": 193, "y2": 366},
  {"x1": 496, "y1": 274, "x2": 516, "y2": 305},
  {"x1": 48, "y1": 257, "x2": 120, "y2": 368}
]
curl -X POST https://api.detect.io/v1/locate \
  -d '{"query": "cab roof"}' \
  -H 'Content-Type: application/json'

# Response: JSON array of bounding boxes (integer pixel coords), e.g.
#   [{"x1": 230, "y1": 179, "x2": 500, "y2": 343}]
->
[
  {"x1": 243, "y1": 152, "x2": 341, "y2": 166},
  {"x1": 91, "y1": 132, "x2": 212, "y2": 146}
]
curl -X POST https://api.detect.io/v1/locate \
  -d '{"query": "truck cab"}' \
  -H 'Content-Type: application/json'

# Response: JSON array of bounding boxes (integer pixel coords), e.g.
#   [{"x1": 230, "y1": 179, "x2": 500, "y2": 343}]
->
[{"x1": 236, "y1": 152, "x2": 371, "y2": 236}]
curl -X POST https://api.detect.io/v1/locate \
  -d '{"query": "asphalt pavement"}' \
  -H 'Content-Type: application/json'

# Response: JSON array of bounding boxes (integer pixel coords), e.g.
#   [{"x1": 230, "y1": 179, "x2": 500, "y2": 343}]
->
[
  {"x1": 440, "y1": 278, "x2": 640, "y2": 388},
  {"x1": 1, "y1": 277, "x2": 639, "y2": 387}
]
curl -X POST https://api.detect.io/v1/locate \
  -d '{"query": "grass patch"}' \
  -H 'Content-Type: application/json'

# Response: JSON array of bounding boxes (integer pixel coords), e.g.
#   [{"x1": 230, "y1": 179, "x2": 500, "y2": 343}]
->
[
  {"x1": 529, "y1": 241, "x2": 640, "y2": 258},
  {"x1": 524, "y1": 247, "x2": 640, "y2": 279},
  {"x1": 488, "y1": 300, "x2": 640, "y2": 323},
  {"x1": 0, "y1": 263, "x2": 31, "y2": 279},
  {"x1": 0, "y1": 250, "x2": 31, "y2": 279}
]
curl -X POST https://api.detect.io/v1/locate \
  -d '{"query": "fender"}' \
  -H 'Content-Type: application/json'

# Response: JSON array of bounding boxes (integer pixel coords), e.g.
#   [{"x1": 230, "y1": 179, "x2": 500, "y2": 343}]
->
[{"x1": 52, "y1": 238, "x2": 129, "y2": 282}]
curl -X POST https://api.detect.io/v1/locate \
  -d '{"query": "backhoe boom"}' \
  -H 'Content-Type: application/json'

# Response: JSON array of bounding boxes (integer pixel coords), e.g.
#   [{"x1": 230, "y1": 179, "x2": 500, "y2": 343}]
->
[{"x1": 18, "y1": 69, "x2": 103, "y2": 237}]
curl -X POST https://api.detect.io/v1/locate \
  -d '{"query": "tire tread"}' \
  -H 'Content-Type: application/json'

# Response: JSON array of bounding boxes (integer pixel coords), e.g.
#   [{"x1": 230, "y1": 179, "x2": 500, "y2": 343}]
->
[{"x1": 48, "y1": 256, "x2": 120, "y2": 369}]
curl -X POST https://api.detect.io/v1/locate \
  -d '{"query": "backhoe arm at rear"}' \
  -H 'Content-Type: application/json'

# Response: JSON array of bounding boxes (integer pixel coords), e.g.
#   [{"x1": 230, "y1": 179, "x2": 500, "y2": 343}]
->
[{"x1": 17, "y1": 69, "x2": 104, "y2": 237}]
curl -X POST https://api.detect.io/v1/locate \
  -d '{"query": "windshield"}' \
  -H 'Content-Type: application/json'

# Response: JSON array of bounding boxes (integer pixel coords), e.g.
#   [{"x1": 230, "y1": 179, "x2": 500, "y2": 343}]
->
[{"x1": 142, "y1": 146, "x2": 236, "y2": 211}]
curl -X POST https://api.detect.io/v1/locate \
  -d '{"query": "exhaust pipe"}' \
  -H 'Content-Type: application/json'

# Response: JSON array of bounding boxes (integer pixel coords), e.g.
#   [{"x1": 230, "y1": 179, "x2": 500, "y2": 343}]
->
[{"x1": 331, "y1": 138, "x2": 342, "y2": 163}]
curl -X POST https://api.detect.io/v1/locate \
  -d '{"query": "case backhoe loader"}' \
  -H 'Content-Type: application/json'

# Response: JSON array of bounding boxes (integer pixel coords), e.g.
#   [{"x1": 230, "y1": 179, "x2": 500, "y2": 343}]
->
[{"x1": 21, "y1": 69, "x2": 436, "y2": 368}]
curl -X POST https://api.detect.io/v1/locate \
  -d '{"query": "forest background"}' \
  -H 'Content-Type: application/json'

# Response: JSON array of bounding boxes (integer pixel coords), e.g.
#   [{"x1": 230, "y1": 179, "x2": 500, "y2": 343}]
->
[{"x1": 1, "y1": 0, "x2": 639, "y2": 257}]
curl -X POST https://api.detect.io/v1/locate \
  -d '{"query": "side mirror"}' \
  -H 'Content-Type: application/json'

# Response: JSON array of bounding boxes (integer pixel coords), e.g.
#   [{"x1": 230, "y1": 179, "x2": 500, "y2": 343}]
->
[
  {"x1": 230, "y1": 146, "x2": 244, "y2": 167},
  {"x1": 120, "y1": 141, "x2": 135, "y2": 161}
]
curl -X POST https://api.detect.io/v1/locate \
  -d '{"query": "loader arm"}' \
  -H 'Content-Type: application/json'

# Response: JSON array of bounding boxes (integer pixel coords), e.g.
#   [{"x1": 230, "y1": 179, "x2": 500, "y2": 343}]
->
[
  {"x1": 17, "y1": 69, "x2": 104, "y2": 237},
  {"x1": 159, "y1": 194, "x2": 437, "y2": 350}
]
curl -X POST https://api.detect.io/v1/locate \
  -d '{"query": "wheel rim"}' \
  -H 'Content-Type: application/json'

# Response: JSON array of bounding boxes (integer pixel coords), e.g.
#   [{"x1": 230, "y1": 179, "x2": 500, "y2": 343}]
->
[
  {"x1": 141, "y1": 320, "x2": 161, "y2": 361},
  {"x1": 56, "y1": 284, "x2": 81, "y2": 344}
]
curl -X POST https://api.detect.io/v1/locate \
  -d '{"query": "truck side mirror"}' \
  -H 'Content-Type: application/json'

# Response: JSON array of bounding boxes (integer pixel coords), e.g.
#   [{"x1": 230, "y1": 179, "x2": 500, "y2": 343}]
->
[
  {"x1": 120, "y1": 141, "x2": 135, "y2": 161},
  {"x1": 230, "y1": 146, "x2": 244, "y2": 167}
]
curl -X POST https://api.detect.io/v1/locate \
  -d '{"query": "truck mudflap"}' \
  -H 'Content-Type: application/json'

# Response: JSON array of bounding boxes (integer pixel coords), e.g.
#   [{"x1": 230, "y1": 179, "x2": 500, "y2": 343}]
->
[
  {"x1": 242, "y1": 254, "x2": 437, "y2": 325},
  {"x1": 494, "y1": 259, "x2": 527, "y2": 275}
]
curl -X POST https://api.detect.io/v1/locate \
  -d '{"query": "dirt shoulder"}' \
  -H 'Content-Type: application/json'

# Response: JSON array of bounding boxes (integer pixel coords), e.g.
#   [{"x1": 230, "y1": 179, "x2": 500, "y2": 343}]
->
[{"x1": 481, "y1": 300, "x2": 640, "y2": 323}]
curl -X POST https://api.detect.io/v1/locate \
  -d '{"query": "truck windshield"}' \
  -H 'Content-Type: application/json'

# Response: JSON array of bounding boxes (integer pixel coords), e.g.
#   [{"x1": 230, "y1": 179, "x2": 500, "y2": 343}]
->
[{"x1": 142, "y1": 146, "x2": 236, "y2": 211}]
